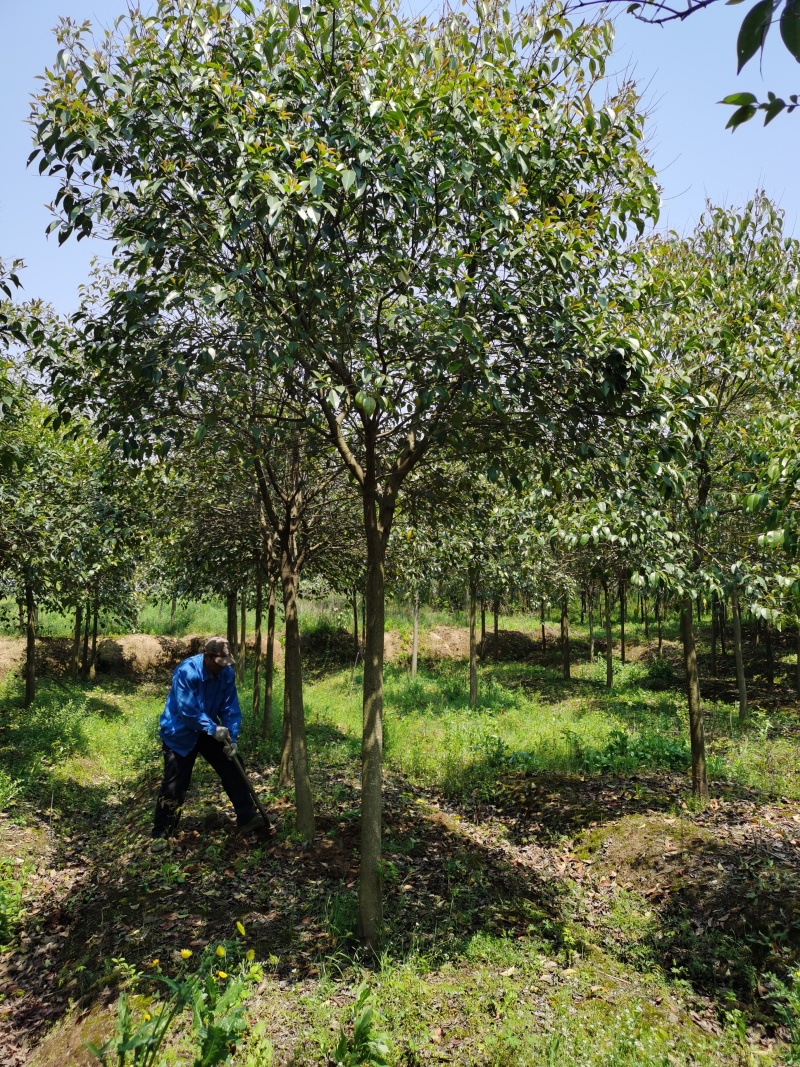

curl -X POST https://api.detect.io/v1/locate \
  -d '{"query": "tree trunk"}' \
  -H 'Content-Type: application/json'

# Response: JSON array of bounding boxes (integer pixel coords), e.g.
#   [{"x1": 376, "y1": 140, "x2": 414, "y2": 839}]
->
[
  {"x1": 680, "y1": 596, "x2": 708, "y2": 797},
  {"x1": 493, "y1": 598, "x2": 499, "y2": 661},
  {"x1": 279, "y1": 678, "x2": 292, "y2": 787},
  {"x1": 540, "y1": 600, "x2": 546, "y2": 653},
  {"x1": 352, "y1": 585, "x2": 360, "y2": 657},
  {"x1": 90, "y1": 589, "x2": 99, "y2": 679},
  {"x1": 280, "y1": 559, "x2": 315, "y2": 840},
  {"x1": 226, "y1": 590, "x2": 238, "y2": 653},
  {"x1": 71, "y1": 602, "x2": 83, "y2": 681},
  {"x1": 253, "y1": 576, "x2": 263, "y2": 727},
  {"x1": 643, "y1": 596, "x2": 650, "y2": 641},
  {"x1": 765, "y1": 621, "x2": 774, "y2": 687},
  {"x1": 411, "y1": 591, "x2": 419, "y2": 679},
  {"x1": 619, "y1": 581, "x2": 626, "y2": 666},
  {"x1": 657, "y1": 593, "x2": 663, "y2": 658},
  {"x1": 561, "y1": 595, "x2": 570, "y2": 681},
  {"x1": 710, "y1": 591, "x2": 718, "y2": 678},
  {"x1": 359, "y1": 499, "x2": 388, "y2": 950},
  {"x1": 731, "y1": 588, "x2": 748, "y2": 723},
  {"x1": 480, "y1": 597, "x2": 486, "y2": 651},
  {"x1": 719, "y1": 599, "x2": 727, "y2": 656},
  {"x1": 469, "y1": 574, "x2": 478, "y2": 706},
  {"x1": 170, "y1": 594, "x2": 177, "y2": 628},
  {"x1": 80, "y1": 597, "x2": 91, "y2": 680},
  {"x1": 580, "y1": 590, "x2": 585, "y2": 626},
  {"x1": 796, "y1": 622, "x2": 800, "y2": 698},
  {"x1": 263, "y1": 579, "x2": 275, "y2": 739},
  {"x1": 588, "y1": 586, "x2": 595, "y2": 663},
  {"x1": 603, "y1": 581, "x2": 613, "y2": 689},
  {"x1": 238, "y1": 589, "x2": 247, "y2": 685},
  {"x1": 24, "y1": 579, "x2": 36, "y2": 708}
]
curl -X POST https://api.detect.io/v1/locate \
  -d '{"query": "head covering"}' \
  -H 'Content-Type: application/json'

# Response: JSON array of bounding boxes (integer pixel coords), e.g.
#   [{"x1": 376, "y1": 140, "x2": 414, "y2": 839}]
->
[{"x1": 204, "y1": 636, "x2": 235, "y2": 666}]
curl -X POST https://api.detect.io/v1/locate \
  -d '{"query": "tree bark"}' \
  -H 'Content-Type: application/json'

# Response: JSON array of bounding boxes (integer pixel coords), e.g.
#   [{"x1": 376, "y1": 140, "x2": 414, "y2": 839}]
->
[
  {"x1": 588, "y1": 586, "x2": 595, "y2": 663},
  {"x1": 238, "y1": 589, "x2": 247, "y2": 686},
  {"x1": 263, "y1": 579, "x2": 276, "y2": 739},
  {"x1": 170, "y1": 594, "x2": 177, "y2": 629},
  {"x1": 580, "y1": 590, "x2": 585, "y2": 626},
  {"x1": 253, "y1": 575, "x2": 263, "y2": 727},
  {"x1": 656, "y1": 593, "x2": 663, "y2": 658},
  {"x1": 719, "y1": 598, "x2": 727, "y2": 657},
  {"x1": 765, "y1": 621, "x2": 774, "y2": 687},
  {"x1": 493, "y1": 598, "x2": 499, "y2": 661},
  {"x1": 226, "y1": 590, "x2": 238, "y2": 653},
  {"x1": 90, "y1": 589, "x2": 99, "y2": 679},
  {"x1": 278, "y1": 678, "x2": 292, "y2": 787},
  {"x1": 540, "y1": 600, "x2": 546, "y2": 653},
  {"x1": 480, "y1": 596, "x2": 486, "y2": 651},
  {"x1": 619, "y1": 580, "x2": 626, "y2": 666},
  {"x1": 80, "y1": 597, "x2": 91, "y2": 680},
  {"x1": 643, "y1": 596, "x2": 649, "y2": 641},
  {"x1": 731, "y1": 588, "x2": 748, "y2": 723},
  {"x1": 710, "y1": 591, "x2": 718, "y2": 678},
  {"x1": 469, "y1": 574, "x2": 478, "y2": 706},
  {"x1": 71, "y1": 602, "x2": 83, "y2": 681},
  {"x1": 796, "y1": 622, "x2": 800, "y2": 698},
  {"x1": 24, "y1": 579, "x2": 36, "y2": 708},
  {"x1": 352, "y1": 585, "x2": 360, "y2": 657},
  {"x1": 411, "y1": 591, "x2": 419, "y2": 679},
  {"x1": 280, "y1": 559, "x2": 315, "y2": 840},
  {"x1": 680, "y1": 596, "x2": 708, "y2": 797},
  {"x1": 359, "y1": 494, "x2": 388, "y2": 950},
  {"x1": 603, "y1": 581, "x2": 613, "y2": 689},
  {"x1": 561, "y1": 595, "x2": 570, "y2": 681}
]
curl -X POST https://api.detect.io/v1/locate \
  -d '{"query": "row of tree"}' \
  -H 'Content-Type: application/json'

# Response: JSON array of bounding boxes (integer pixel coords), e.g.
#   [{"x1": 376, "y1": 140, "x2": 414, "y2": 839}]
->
[{"x1": 3, "y1": 0, "x2": 800, "y2": 949}]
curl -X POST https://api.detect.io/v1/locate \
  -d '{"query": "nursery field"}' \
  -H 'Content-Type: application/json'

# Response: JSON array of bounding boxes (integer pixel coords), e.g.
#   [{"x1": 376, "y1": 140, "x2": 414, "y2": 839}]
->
[{"x1": 1, "y1": 608, "x2": 799, "y2": 1066}]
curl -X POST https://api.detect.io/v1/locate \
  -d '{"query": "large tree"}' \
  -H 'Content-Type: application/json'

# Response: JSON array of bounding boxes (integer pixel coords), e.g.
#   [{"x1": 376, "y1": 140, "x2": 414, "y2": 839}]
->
[{"x1": 34, "y1": 0, "x2": 659, "y2": 946}]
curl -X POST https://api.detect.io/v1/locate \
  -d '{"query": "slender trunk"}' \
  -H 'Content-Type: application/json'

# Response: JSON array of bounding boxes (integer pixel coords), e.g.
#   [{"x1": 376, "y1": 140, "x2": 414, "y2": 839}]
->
[
  {"x1": 263, "y1": 580, "x2": 275, "y2": 739},
  {"x1": 359, "y1": 499, "x2": 388, "y2": 949},
  {"x1": 411, "y1": 591, "x2": 419, "y2": 680},
  {"x1": 580, "y1": 590, "x2": 585, "y2": 626},
  {"x1": 710, "y1": 592, "x2": 718, "y2": 678},
  {"x1": 24, "y1": 580, "x2": 36, "y2": 708},
  {"x1": 253, "y1": 576, "x2": 263, "y2": 727},
  {"x1": 657, "y1": 594, "x2": 663, "y2": 658},
  {"x1": 361, "y1": 595, "x2": 366, "y2": 647},
  {"x1": 493, "y1": 598, "x2": 499, "y2": 661},
  {"x1": 90, "y1": 589, "x2": 99, "y2": 679},
  {"x1": 71, "y1": 602, "x2": 83, "y2": 681},
  {"x1": 731, "y1": 588, "x2": 748, "y2": 723},
  {"x1": 697, "y1": 597, "x2": 702, "y2": 625},
  {"x1": 226, "y1": 590, "x2": 238, "y2": 652},
  {"x1": 561, "y1": 595, "x2": 570, "y2": 681},
  {"x1": 796, "y1": 622, "x2": 800, "y2": 698},
  {"x1": 619, "y1": 581, "x2": 626, "y2": 666},
  {"x1": 352, "y1": 586, "x2": 359, "y2": 657},
  {"x1": 170, "y1": 594, "x2": 177, "y2": 629},
  {"x1": 540, "y1": 600, "x2": 546, "y2": 653},
  {"x1": 480, "y1": 597, "x2": 486, "y2": 651},
  {"x1": 469, "y1": 575, "x2": 478, "y2": 706},
  {"x1": 238, "y1": 590, "x2": 247, "y2": 686},
  {"x1": 603, "y1": 581, "x2": 613, "y2": 689},
  {"x1": 281, "y1": 559, "x2": 315, "y2": 840},
  {"x1": 765, "y1": 621, "x2": 775, "y2": 687},
  {"x1": 80, "y1": 597, "x2": 91, "y2": 680},
  {"x1": 643, "y1": 596, "x2": 650, "y2": 641},
  {"x1": 719, "y1": 599, "x2": 727, "y2": 656},
  {"x1": 279, "y1": 678, "x2": 292, "y2": 787},
  {"x1": 588, "y1": 587, "x2": 595, "y2": 663},
  {"x1": 680, "y1": 596, "x2": 708, "y2": 797}
]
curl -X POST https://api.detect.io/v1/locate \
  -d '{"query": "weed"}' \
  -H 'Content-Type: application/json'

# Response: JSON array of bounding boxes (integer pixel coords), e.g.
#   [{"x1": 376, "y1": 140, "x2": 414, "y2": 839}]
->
[
  {"x1": 331, "y1": 985, "x2": 391, "y2": 1067},
  {"x1": 0, "y1": 857, "x2": 26, "y2": 946},
  {"x1": 766, "y1": 968, "x2": 800, "y2": 1064}
]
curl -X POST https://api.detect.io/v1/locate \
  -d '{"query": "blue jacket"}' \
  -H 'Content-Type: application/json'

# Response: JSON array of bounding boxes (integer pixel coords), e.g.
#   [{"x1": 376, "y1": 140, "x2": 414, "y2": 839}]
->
[{"x1": 159, "y1": 654, "x2": 242, "y2": 757}]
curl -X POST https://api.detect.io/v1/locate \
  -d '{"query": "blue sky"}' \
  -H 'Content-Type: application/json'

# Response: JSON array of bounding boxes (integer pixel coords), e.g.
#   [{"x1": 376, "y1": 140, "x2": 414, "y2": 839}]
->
[{"x1": 1, "y1": 1, "x2": 797, "y2": 315}]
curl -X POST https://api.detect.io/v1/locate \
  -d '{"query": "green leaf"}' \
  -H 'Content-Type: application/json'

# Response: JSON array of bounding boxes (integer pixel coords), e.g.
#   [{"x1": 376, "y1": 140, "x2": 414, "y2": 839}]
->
[
  {"x1": 719, "y1": 92, "x2": 758, "y2": 105},
  {"x1": 780, "y1": 0, "x2": 800, "y2": 61},
  {"x1": 194, "y1": 424, "x2": 207, "y2": 443},
  {"x1": 737, "y1": 0, "x2": 775, "y2": 73},
  {"x1": 341, "y1": 169, "x2": 356, "y2": 191},
  {"x1": 725, "y1": 102, "x2": 758, "y2": 128}
]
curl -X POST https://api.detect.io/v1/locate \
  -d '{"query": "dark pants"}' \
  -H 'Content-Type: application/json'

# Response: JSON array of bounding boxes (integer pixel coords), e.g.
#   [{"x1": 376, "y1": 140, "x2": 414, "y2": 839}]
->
[{"x1": 153, "y1": 734, "x2": 257, "y2": 835}]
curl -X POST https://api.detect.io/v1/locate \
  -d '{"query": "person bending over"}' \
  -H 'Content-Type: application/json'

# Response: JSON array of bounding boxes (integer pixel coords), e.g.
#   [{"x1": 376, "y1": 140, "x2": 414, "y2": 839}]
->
[{"x1": 152, "y1": 636, "x2": 264, "y2": 840}]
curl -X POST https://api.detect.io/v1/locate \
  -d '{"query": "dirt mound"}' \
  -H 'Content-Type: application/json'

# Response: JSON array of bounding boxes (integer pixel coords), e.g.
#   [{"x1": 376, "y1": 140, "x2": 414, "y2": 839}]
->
[
  {"x1": 422, "y1": 626, "x2": 469, "y2": 660},
  {"x1": 384, "y1": 630, "x2": 403, "y2": 663},
  {"x1": 96, "y1": 634, "x2": 283, "y2": 676},
  {"x1": 478, "y1": 629, "x2": 538, "y2": 661},
  {"x1": 0, "y1": 638, "x2": 24, "y2": 681}
]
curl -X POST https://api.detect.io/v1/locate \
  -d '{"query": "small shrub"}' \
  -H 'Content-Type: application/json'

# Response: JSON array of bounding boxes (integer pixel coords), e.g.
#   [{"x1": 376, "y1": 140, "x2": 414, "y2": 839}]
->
[
  {"x1": 0, "y1": 858, "x2": 26, "y2": 945},
  {"x1": 645, "y1": 656, "x2": 674, "y2": 688},
  {"x1": 580, "y1": 729, "x2": 690, "y2": 773},
  {"x1": 331, "y1": 985, "x2": 392, "y2": 1067}
]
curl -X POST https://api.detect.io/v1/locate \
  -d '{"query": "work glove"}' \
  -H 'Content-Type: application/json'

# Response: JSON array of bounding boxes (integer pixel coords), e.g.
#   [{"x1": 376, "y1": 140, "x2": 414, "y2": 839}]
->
[{"x1": 214, "y1": 725, "x2": 238, "y2": 760}]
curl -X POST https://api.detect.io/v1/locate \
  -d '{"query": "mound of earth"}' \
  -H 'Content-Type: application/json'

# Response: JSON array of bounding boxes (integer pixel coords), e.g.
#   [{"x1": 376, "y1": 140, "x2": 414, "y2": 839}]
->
[
  {"x1": 96, "y1": 633, "x2": 283, "y2": 676},
  {"x1": 422, "y1": 626, "x2": 470, "y2": 660},
  {"x1": 478, "y1": 629, "x2": 538, "y2": 661}
]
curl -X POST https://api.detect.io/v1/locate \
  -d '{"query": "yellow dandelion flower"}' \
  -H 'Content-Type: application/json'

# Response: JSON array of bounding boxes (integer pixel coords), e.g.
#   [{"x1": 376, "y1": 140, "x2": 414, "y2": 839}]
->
[
  {"x1": 216, "y1": 945, "x2": 226, "y2": 957},
  {"x1": 236, "y1": 921, "x2": 246, "y2": 937},
  {"x1": 180, "y1": 949, "x2": 192, "y2": 960},
  {"x1": 149, "y1": 959, "x2": 159, "y2": 967},
  {"x1": 246, "y1": 949, "x2": 255, "y2": 962},
  {"x1": 217, "y1": 970, "x2": 228, "y2": 979},
  {"x1": 144, "y1": 1012, "x2": 152, "y2": 1021}
]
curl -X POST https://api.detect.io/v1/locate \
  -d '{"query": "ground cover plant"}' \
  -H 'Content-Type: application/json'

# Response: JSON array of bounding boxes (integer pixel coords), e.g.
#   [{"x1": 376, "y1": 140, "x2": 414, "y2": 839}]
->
[{"x1": 1, "y1": 601, "x2": 799, "y2": 1065}]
